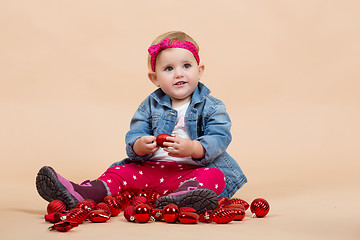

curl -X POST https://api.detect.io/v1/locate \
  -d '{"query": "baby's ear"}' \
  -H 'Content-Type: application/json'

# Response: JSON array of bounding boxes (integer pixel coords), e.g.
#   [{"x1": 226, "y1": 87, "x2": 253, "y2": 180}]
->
[
  {"x1": 198, "y1": 64, "x2": 205, "y2": 77},
  {"x1": 148, "y1": 72, "x2": 160, "y2": 87}
]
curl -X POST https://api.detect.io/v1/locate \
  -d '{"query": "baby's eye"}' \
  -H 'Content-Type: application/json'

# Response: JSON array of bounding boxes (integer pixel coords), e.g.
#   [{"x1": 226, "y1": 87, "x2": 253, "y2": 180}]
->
[
  {"x1": 183, "y1": 63, "x2": 192, "y2": 69},
  {"x1": 164, "y1": 66, "x2": 173, "y2": 71}
]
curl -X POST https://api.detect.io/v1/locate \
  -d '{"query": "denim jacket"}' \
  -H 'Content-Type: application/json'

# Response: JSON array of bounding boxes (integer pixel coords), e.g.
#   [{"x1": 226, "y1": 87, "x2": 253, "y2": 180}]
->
[{"x1": 110, "y1": 82, "x2": 247, "y2": 198}]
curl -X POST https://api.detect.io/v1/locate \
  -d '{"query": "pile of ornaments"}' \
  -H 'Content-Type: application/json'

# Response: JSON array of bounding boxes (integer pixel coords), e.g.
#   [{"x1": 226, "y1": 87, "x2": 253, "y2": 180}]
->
[{"x1": 44, "y1": 189, "x2": 270, "y2": 232}]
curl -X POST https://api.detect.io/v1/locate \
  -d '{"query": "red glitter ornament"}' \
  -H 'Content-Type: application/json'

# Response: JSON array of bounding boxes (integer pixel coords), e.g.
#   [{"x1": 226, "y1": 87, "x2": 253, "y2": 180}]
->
[
  {"x1": 75, "y1": 201, "x2": 92, "y2": 212},
  {"x1": 104, "y1": 196, "x2": 122, "y2": 217},
  {"x1": 88, "y1": 210, "x2": 111, "y2": 223},
  {"x1": 61, "y1": 208, "x2": 89, "y2": 224},
  {"x1": 178, "y1": 212, "x2": 199, "y2": 224},
  {"x1": 210, "y1": 208, "x2": 237, "y2": 224},
  {"x1": 199, "y1": 210, "x2": 212, "y2": 223},
  {"x1": 48, "y1": 220, "x2": 79, "y2": 232},
  {"x1": 123, "y1": 205, "x2": 136, "y2": 222},
  {"x1": 224, "y1": 198, "x2": 249, "y2": 210},
  {"x1": 250, "y1": 198, "x2": 270, "y2": 218},
  {"x1": 47, "y1": 200, "x2": 66, "y2": 214},
  {"x1": 162, "y1": 204, "x2": 179, "y2": 223},
  {"x1": 96, "y1": 202, "x2": 112, "y2": 216}
]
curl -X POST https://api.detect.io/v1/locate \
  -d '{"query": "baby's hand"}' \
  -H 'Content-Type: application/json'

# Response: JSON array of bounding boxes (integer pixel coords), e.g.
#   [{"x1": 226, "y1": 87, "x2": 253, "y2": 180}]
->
[
  {"x1": 133, "y1": 136, "x2": 159, "y2": 156},
  {"x1": 163, "y1": 134, "x2": 203, "y2": 158}
]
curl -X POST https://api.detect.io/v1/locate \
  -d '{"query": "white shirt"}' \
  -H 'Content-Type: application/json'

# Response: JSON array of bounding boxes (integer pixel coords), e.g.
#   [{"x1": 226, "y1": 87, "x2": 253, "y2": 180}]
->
[{"x1": 151, "y1": 101, "x2": 202, "y2": 166}]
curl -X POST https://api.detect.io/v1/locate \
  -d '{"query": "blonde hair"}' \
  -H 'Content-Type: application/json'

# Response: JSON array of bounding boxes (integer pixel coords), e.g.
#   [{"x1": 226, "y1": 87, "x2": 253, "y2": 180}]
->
[{"x1": 147, "y1": 31, "x2": 199, "y2": 71}]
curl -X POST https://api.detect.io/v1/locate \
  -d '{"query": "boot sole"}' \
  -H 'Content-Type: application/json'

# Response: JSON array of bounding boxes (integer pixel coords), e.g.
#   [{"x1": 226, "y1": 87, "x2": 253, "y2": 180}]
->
[
  {"x1": 35, "y1": 166, "x2": 79, "y2": 210},
  {"x1": 155, "y1": 188, "x2": 218, "y2": 214}
]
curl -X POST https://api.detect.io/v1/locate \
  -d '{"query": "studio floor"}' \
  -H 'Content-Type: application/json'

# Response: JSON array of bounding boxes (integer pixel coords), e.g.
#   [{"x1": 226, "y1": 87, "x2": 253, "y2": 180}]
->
[{"x1": 1, "y1": 0, "x2": 360, "y2": 239}]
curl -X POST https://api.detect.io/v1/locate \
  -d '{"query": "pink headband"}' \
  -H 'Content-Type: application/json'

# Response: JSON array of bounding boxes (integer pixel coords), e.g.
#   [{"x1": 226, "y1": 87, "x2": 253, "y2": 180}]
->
[{"x1": 148, "y1": 38, "x2": 200, "y2": 72}]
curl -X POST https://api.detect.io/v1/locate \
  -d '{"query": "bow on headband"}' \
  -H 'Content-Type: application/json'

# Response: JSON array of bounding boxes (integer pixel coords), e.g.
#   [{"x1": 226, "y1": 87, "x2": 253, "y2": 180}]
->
[{"x1": 148, "y1": 38, "x2": 200, "y2": 72}]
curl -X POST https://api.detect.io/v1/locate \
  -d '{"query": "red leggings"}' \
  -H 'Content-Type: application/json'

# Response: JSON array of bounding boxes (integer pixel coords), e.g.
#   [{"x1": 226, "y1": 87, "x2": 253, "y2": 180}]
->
[{"x1": 98, "y1": 161, "x2": 226, "y2": 196}]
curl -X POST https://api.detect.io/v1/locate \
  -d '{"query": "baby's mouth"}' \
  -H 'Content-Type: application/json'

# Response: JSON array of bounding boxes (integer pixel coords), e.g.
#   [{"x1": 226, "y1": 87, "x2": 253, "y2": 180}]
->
[{"x1": 175, "y1": 81, "x2": 187, "y2": 86}]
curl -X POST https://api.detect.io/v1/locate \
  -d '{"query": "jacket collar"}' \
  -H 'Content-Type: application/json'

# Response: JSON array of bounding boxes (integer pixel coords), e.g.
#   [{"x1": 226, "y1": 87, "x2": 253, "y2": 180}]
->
[{"x1": 150, "y1": 82, "x2": 211, "y2": 109}]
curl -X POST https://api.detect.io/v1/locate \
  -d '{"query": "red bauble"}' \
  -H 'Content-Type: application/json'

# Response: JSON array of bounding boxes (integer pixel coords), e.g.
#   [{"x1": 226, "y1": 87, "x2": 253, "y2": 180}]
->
[
  {"x1": 224, "y1": 204, "x2": 245, "y2": 221},
  {"x1": 199, "y1": 210, "x2": 212, "y2": 223},
  {"x1": 113, "y1": 193, "x2": 128, "y2": 208},
  {"x1": 131, "y1": 196, "x2": 148, "y2": 206},
  {"x1": 49, "y1": 220, "x2": 79, "y2": 232},
  {"x1": 123, "y1": 205, "x2": 136, "y2": 222},
  {"x1": 217, "y1": 197, "x2": 229, "y2": 208},
  {"x1": 75, "y1": 201, "x2": 92, "y2": 212},
  {"x1": 121, "y1": 190, "x2": 135, "y2": 205},
  {"x1": 61, "y1": 208, "x2": 89, "y2": 224},
  {"x1": 85, "y1": 199, "x2": 97, "y2": 210},
  {"x1": 156, "y1": 134, "x2": 172, "y2": 148},
  {"x1": 137, "y1": 190, "x2": 149, "y2": 199},
  {"x1": 96, "y1": 202, "x2": 112, "y2": 216},
  {"x1": 88, "y1": 210, "x2": 111, "y2": 223},
  {"x1": 45, "y1": 212, "x2": 65, "y2": 223},
  {"x1": 179, "y1": 207, "x2": 197, "y2": 213},
  {"x1": 47, "y1": 200, "x2": 66, "y2": 214},
  {"x1": 148, "y1": 191, "x2": 161, "y2": 207},
  {"x1": 162, "y1": 204, "x2": 179, "y2": 223},
  {"x1": 104, "y1": 196, "x2": 122, "y2": 217},
  {"x1": 151, "y1": 208, "x2": 163, "y2": 221},
  {"x1": 210, "y1": 208, "x2": 237, "y2": 224},
  {"x1": 224, "y1": 198, "x2": 249, "y2": 210},
  {"x1": 250, "y1": 198, "x2": 270, "y2": 218},
  {"x1": 225, "y1": 203, "x2": 245, "y2": 211},
  {"x1": 133, "y1": 204, "x2": 152, "y2": 223},
  {"x1": 178, "y1": 212, "x2": 199, "y2": 224}
]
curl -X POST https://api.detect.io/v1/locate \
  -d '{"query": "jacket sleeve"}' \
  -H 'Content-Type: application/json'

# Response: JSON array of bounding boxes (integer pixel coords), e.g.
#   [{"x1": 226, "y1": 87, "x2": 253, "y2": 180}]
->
[
  {"x1": 125, "y1": 99, "x2": 154, "y2": 161},
  {"x1": 195, "y1": 101, "x2": 232, "y2": 165}
]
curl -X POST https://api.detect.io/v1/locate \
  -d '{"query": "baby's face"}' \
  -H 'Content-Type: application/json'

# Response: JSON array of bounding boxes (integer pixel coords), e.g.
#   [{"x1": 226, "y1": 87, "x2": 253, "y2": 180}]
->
[{"x1": 153, "y1": 48, "x2": 204, "y2": 107}]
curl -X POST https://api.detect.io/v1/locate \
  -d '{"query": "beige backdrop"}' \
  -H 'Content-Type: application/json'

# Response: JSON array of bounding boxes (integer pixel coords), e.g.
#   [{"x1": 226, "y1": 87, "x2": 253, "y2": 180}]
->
[{"x1": 1, "y1": 1, "x2": 359, "y2": 239}]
